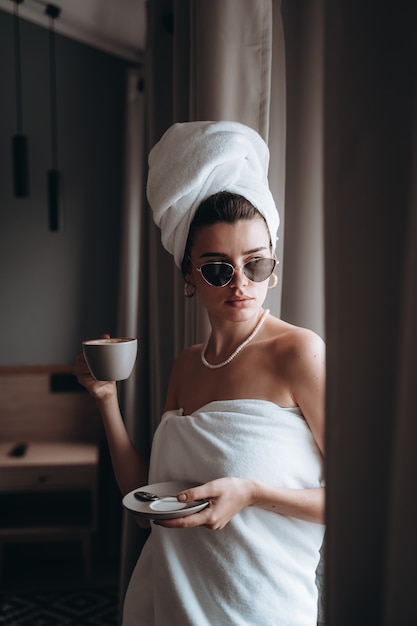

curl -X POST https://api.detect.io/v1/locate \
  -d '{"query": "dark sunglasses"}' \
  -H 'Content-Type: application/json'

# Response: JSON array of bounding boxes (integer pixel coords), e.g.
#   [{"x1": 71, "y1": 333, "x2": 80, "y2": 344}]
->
[{"x1": 192, "y1": 257, "x2": 277, "y2": 287}]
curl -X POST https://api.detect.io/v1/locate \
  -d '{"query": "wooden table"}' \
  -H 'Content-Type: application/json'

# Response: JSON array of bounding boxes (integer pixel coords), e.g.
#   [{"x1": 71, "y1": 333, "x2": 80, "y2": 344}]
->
[{"x1": 0, "y1": 441, "x2": 99, "y2": 581}]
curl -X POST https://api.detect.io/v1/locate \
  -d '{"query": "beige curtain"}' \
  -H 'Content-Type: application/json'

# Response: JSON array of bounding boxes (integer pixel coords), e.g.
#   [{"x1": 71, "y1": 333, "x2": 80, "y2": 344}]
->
[
  {"x1": 280, "y1": 0, "x2": 325, "y2": 339},
  {"x1": 324, "y1": 1, "x2": 417, "y2": 623},
  {"x1": 117, "y1": 66, "x2": 152, "y2": 602}
]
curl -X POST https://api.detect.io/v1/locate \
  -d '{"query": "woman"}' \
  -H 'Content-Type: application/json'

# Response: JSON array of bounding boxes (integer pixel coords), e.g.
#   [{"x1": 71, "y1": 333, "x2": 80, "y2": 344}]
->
[{"x1": 75, "y1": 121, "x2": 325, "y2": 625}]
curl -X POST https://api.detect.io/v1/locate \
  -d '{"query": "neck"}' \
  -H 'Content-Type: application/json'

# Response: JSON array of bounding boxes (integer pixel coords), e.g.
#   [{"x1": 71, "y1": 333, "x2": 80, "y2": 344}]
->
[
  {"x1": 211, "y1": 309, "x2": 264, "y2": 350},
  {"x1": 201, "y1": 309, "x2": 269, "y2": 370}
]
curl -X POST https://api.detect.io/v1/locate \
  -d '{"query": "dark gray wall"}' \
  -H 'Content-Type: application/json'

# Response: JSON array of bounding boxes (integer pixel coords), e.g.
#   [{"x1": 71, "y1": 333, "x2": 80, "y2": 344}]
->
[{"x1": 0, "y1": 10, "x2": 132, "y2": 365}]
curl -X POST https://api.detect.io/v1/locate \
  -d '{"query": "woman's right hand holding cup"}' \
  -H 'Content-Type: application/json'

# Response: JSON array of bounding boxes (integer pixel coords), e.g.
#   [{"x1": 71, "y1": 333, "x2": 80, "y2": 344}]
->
[{"x1": 73, "y1": 334, "x2": 117, "y2": 402}]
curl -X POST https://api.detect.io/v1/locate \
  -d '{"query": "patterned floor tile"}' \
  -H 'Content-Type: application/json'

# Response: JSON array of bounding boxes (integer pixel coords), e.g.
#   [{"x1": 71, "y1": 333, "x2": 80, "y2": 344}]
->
[{"x1": 0, "y1": 588, "x2": 120, "y2": 626}]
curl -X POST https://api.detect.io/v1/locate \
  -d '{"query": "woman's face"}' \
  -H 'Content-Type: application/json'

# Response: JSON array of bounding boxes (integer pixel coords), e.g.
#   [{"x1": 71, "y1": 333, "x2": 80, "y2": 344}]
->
[{"x1": 187, "y1": 218, "x2": 274, "y2": 322}]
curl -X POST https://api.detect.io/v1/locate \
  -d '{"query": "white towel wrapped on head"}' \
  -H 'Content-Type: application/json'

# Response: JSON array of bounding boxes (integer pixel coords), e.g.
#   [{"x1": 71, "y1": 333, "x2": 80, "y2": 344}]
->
[{"x1": 147, "y1": 121, "x2": 280, "y2": 267}]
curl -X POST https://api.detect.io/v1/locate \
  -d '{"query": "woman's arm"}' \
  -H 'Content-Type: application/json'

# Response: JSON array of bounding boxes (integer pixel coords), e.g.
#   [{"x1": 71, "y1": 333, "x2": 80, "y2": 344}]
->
[
  {"x1": 154, "y1": 477, "x2": 325, "y2": 530},
  {"x1": 95, "y1": 392, "x2": 149, "y2": 495},
  {"x1": 74, "y1": 352, "x2": 148, "y2": 496},
  {"x1": 289, "y1": 328, "x2": 326, "y2": 455},
  {"x1": 250, "y1": 481, "x2": 324, "y2": 523}
]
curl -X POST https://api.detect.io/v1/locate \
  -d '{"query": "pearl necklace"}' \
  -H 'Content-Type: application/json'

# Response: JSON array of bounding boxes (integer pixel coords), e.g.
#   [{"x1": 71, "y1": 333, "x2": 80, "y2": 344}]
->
[{"x1": 201, "y1": 309, "x2": 270, "y2": 369}]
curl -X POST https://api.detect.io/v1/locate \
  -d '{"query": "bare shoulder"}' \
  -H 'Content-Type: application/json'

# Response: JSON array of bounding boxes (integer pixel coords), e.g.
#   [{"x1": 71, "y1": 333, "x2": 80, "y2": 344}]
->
[
  {"x1": 269, "y1": 316, "x2": 325, "y2": 399},
  {"x1": 175, "y1": 343, "x2": 202, "y2": 368},
  {"x1": 287, "y1": 327, "x2": 325, "y2": 394},
  {"x1": 268, "y1": 318, "x2": 325, "y2": 452},
  {"x1": 268, "y1": 316, "x2": 325, "y2": 365},
  {"x1": 287, "y1": 325, "x2": 325, "y2": 366},
  {"x1": 164, "y1": 343, "x2": 202, "y2": 411}
]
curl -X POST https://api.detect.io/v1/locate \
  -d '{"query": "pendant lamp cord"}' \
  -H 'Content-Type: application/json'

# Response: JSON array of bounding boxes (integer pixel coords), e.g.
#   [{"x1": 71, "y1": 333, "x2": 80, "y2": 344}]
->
[
  {"x1": 13, "y1": 1, "x2": 23, "y2": 134},
  {"x1": 48, "y1": 13, "x2": 58, "y2": 168}
]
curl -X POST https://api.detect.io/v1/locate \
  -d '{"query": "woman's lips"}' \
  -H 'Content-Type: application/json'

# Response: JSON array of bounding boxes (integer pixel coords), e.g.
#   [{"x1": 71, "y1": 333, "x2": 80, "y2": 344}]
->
[{"x1": 225, "y1": 297, "x2": 252, "y2": 307}]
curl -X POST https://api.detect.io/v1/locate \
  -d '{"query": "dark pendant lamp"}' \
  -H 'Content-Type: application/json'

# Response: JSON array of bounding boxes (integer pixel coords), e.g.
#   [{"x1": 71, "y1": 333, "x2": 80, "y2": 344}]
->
[
  {"x1": 12, "y1": 0, "x2": 30, "y2": 197},
  {"x1": 46, "y1": 3, "x2": 62, "y2": 231}
]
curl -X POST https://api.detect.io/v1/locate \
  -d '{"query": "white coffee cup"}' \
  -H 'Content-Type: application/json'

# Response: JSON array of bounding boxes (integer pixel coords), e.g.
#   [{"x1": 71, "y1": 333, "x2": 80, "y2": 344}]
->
[{"x1": 82, "y1": 337, "x2": 138, "y2": 381}]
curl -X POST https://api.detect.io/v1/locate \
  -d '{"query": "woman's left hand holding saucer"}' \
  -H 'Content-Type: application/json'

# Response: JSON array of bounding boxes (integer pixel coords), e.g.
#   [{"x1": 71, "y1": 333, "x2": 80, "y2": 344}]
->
[{"x1": 154, "y1": 477, "x2": 254, "y2": 530}]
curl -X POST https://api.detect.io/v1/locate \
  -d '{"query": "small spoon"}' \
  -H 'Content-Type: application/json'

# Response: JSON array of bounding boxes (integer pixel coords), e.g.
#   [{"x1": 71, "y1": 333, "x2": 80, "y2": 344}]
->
[{"x1": 134, "y1": 490, "x2": 168, "y2": 502}]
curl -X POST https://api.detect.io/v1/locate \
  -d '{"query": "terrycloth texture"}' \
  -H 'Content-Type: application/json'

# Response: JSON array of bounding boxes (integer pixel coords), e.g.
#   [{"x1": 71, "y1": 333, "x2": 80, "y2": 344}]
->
[
  {"x1": 147, "y1": 121, "x2": 280, "y2": 267},
  {"x1": 123, "y1": 399, "x2": 325, "y2": 626}
]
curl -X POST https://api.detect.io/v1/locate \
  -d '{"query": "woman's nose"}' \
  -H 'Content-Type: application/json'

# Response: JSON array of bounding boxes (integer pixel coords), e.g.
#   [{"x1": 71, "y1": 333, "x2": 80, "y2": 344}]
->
[{"x1": 230, "y1": 265, "x2": 248, "y2": 287}]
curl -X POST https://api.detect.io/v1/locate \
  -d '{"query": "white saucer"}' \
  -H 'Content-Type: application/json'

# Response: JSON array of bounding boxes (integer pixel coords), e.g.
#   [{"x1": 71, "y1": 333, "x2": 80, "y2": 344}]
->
[{"x1": 122, "y1": 481, "x2": 209, "y2": 520}]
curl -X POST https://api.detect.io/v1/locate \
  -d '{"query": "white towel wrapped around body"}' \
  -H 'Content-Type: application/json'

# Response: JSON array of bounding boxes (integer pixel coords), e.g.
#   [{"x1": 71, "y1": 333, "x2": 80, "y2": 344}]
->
[
  {"x1": 147, "y1": 121, "x2": 280, "y2": 267},
  {"x1": 123, "y1": 399, "x2": 325, "y2": 626}
]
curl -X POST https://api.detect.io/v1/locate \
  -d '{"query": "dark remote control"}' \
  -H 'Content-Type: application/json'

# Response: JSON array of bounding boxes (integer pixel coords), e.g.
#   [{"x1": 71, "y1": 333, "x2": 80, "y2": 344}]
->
[{"x1": 9, "y1": 442, "x2": 28, "y2": 457}]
